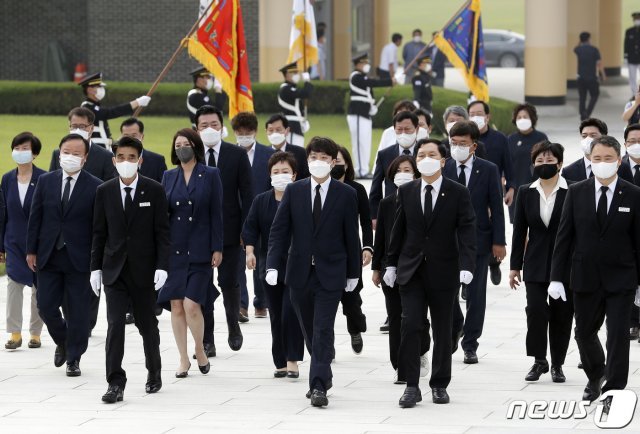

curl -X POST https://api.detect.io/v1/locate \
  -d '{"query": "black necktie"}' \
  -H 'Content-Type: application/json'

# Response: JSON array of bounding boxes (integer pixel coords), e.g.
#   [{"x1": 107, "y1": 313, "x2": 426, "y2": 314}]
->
[
  {"x1": 458, "y1": 164, "x2": 467, "y2": 186},
  {"x1": 124, "y1": 187, "x2": 133, "y2": 220},
  {"x1": 634, "y1": 164, "x2": 640, "y2": 186},
  {"x1": 588, "y1": 166, "x2": 594, "y2": 178},
  {"x1": 56, "y1": 176, "x2": 72, "y2": 249},
  {"x1": 424, "y1": 184, "x2": 433, "y2": 224},
  {"x1": 402, "y1": 149, "x2": 411, "y2": 155},
  {"x1": 207, "y1": 148, "x2": 216, "y2": 167},
  {"x1": 313, "y1": 184, "x2": 322, "y2": 228},
  {"x1": 597, "y1": 185, "x2": 608, "y2": 228}
]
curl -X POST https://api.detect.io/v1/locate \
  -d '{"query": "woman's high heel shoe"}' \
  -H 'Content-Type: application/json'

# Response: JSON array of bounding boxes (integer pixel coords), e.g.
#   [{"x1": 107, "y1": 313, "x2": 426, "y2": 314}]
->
[{"x1": 175, "y1": 362, "x2": 191, "y2": 378}]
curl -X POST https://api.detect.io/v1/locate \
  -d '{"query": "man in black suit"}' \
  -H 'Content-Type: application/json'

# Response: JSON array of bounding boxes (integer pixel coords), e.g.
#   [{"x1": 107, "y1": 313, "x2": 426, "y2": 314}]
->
[
  {"x1": 266, "y1": 137, "x2": 361, "y2": 407},
  {"x1": 27, "y1": 134, "x2": 102, "y2": 376},
  {"x1": 90, "y1": 137, "x2": 170, "y2": 403},
  {"x1": 119, "y1": 118, "x2": 167, "y2": 183},
  {"x1": 385, "y1": 138, "x2": 476, "y2": 408},
  {"x1": 370, "y1": 111, "x2": 420, "y2": 227},
  {"x1": 443, "y1": 121, "x2": 505, "y2": 364},
  {"x1": 550, "y1": 135, "x2": 640, "y2": 402},
  {"x1": 265, "y1": 114, "x2": 310, "y2": 179},
  {"x1": 197, "y1": 105, "x2": 254, "y2": 354},
  {"x1": 562, "y1": 118, "x2": 633, "y2": 182}
]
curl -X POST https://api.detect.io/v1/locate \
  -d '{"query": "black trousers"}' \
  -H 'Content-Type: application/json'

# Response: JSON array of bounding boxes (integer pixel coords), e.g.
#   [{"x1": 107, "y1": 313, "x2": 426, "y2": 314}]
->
[
  {"x1": 36, "y1": 247, "x2": 90, "y2": 363},
  {"x1": 577, "y1": 77, "x2": 600, "y2": 120},
  {"x1": 262, "y1": 280, "x2": 304, "y2": 368},
  {"x1": 376, "y1": 67, "x2": 391, "y2": 79},
  {"x1": 104, "y1": 263, "x2": 161, "y2": 388},
  {"x1": 382, "y1": 282, "x2": 430, "y2": 371},
  {"x1": 452, "y1": 254, "x2": 489, "y2": 352},
  {"x1": 574, "y1": 289, "x2": 634, "y2": 392},
  {"x1": 290, "y1": 268, "x2": 342, "y2": 392},
  {"x1": 89, "y1": 292, "x2": 100, "y2": 331},
  {"x1": 340, "y1": 280, "x2": 367, "y2": 335},
  {"x1": 399, "y1": 262, "x2": 457, "y2": 388},
  {"x1": 524, "y1": 282, "x2": 574, "y2": 365},
  {"x1": 630, "y1": 305, "x2": 639, "y2": 328},
  {"x1": 239, "y1": 252, "x2": 266, "y2": 310}
]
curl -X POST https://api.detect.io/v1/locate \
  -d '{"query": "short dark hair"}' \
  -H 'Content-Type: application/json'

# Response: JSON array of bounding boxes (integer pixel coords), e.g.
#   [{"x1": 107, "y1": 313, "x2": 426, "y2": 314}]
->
[
  {"x1": 120, "y1": 117, "x2": 144, "y2": 133},
  {"x1": 11, "y1": 132, "x2": 42, "y2": 155},
  {"x1": 392, "y1": 99, "x2": 417, "y2": 116},
  {"x1": 59, "y1": 133, "x2": 90, "y2": 154},
  {"x1": 580, "y1": 32, "x2": 590, "y2": 43},
  {"x1": 412, "y1": 29, "x2": 422, "y2": 36},
  {"x1": 68, "y1": 106, "x2": 95, "y2": 124},
  {"x1": 413, "y1": 108, "x2": 432, "y2": 126},
  {"x1": 417, "y1": 138, "x2": 447, "y2": 159},
  {"x1": 393, "y1": 111, "x2": 419, "y2": 128},
  {"x1": 170, "y1": 128, "x2": 205, "y2": 165},
  {"x1": 116, "y1": 136, "x2": 144, "y2": 158},
  {"x1": 580, "y1": 117, "x2": 608, "y2": 135},
  {"x1": 392, "y1": 33, "x2": 403, "y2": 43},
  {"x1": 449, "y1": 120, "x2": 480, "y2": 141},
  {"x1": 590, "y1": 135, "x2": 621, "y2": 156},
  {"x1": 267, "y1": 151, "x2": 298, "y2": 174},
  {"x1": 231, "y1": 111, "x2": 258, "y2": 131},
  {"x1": 624, "y1": 123, "x2": 640, "y2": 140},
  {"x1": 530, "y1": 140, "x2": 564, "y2": 164},
  {"x1": 195, "y1": 105, "x2": 224, "y2": 128},
  {"x1": 386, "y1": 155, "x2": 419, "y2": 183},
  {"x1": 306, "y1": 136, "x2": 339, "y2": 159},
  {"x1": 337, "y1": 146, "x2": 356, "y2": 182},
  {"x1": 467, "y1": 100, "x2": 490, "y2": 115},
  {"x1": 512, "y1": 103, "x2": 538, "y2": 128},
  {"x1": 265, "y1": 113, "x2": 289, "y2": 129}
]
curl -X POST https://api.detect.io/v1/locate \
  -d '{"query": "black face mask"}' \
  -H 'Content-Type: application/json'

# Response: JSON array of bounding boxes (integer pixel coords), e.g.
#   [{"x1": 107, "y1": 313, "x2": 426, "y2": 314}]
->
[
  {"x1": 533, "y1": 163, "x2": 558, "y2": 180},
  {"x1": 330, "y1": 164, "x2": 346, "y2": 179},
  {"x1": 176, "y1": 146, "x2": 195, "y2": 164}
]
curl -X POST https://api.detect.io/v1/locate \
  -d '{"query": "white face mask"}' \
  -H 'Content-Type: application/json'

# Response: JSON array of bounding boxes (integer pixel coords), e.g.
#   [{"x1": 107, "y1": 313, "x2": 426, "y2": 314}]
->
[
  {"x1": 635, "y1": 19, "x2": 640, "y2": 26},
  {"x1": 397, "y1": 132, "x2": 417, "y2": 149},
  {"x1": 291, "y1": 74, "x2": 301, "y2": 84},
  {"x1": 205, "y1": 78, "x2": 214, "y2": 90},
  {"x1": 470, "y1": 116, "x2": 486, "y2": 130},
  {"x1": 221, "y1": 126, "x2": 229, "y2": 139},
  {"x1": 12, "y1": 150, "x2": 33, "y2": 165},
  {"x1": 94, "y1": 87, "x2": 105, "y2": 101},
  {"x1": 308, "y1": 160, "x2": 332, "y2": 178},
  {"x1": 423, "y1": 63, "x2": 432, "y2": 73},
  {"x1": 445, "y1": 122, "x2": 456, "y2": 135},
  {"x1": 236, "y1": 135, "x2": 255, "y2": 148},
  {"x1": 450, "y1": 145, "x2": 471, "y2": 163},
  {"x1": 413, "y1": 35, "x2": 422, "y2": 43},
  {"x1": 416, "y1": 127, "x2": 429, "y2": 141},
  {"x1": 580, "y1": 137, "x2": 593, "y2": 155},
  {"x1": 271, "y1": 173, "x2": 294, "y2": 191},
  {"x1": 361, "y1": 64, "x2": 371, "y2": 74},
  {"x1": 393, "y1": 172, "x2": 414, "y2": 187},
  {"x1": 200, "y1": 127, "x2": 221, "y2": 147},
  {"x1": 417, "y1": 157, "x2": 442, "y2": 176},
  {"x1": 70, "y1": 128, "x2": 90, "y2": 140},
  {"x1": 267, "y1": 132, "x2": 286, "y2": 146},
  {"x1": 115, "y1": 161, "x2": 139, "y2": 179},
  {"x1": 59, "y1": 154, "x2": 84, "y2": 173},
  {"x1": 516, "y1": 118, "x2": 532, "y2": 132},
  {"x1": 627, "y1": 143, "x2": 640, "y2": 158},
  {"x1": 591, "y1": 161, "x2": 619, "y2": 180}
]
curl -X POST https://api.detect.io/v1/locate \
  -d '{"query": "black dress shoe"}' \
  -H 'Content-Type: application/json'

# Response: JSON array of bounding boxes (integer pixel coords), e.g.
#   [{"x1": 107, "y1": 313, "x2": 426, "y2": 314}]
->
[
  {"x1": 228, "y1": 326, "x2": 243, "y2": 351},
  {"x1": 154, "y1": 305, "x2": 163, "y2": 316},
  {"x1": 66, "y1": 361, "x2": 81, "y2": 377},
  {"x1": 274, "y1": 370, "x2": 287, "y2": 378},
  {"x1": 287, "y1": 370, "x2": 299, "y2": 378},
  {"x1": 463, "y1": 350, "x2": 478, "y2": 364},
  {"x1": 194, "y1": 342, "x2": 216, "y2": 359},
  {"x1": 145, "y1": 371, "x2": 162, "y2": 393},
  {"x1": 398, "y1": 386, "x2": 422, "y2": 408},
  {"x1": 380, "y1": 317, "x2": 390, "y2": 333},
  {"x1": 630, "y1": 327, "x2": 640, "y2": 340},
  {"x1": 490, "y1": 263, "x2": 502, "y2": 285},
  {"x1": 351, "y1": 333, "x2": 363, "y2": 354},
  {"x1": 431, "y1": 388, "x2": 450, "y2": 404},
  {"x1": 238, "y1": 308, "x2": 249, "y2": 323},
  {"x1": 125, "y1": 313, "x2": 135, "y2": 325},
  {"x1": 305, "y1": 389, "x2": 312, "y2": 399},
  {"x1": 310, "y1": 389, "x2": 328, "y2": 407},
  {"x1": 54, "y1": 344, "x2": 66, "y2": 368},
  {"x1": 550, "y1": 365, "x2": 566, "y2": 383},
  {"x1": 525, "y1": 360, "x2": 549, "y2": 381},
  {"x1": 102, "y1": 384, "x2": 124, "y2": 403},
  {"x1": 578, "y1": 361, "x2": 583, "y2": 369},
  {"x1": 199, "y1": 361, "x2": 211, "y2": 374},
  {"x1": 452, "y1": 329, "x2": 463, "y2": 354},
  {"x1": 582, "y1": 377, "x2": 605, "y2": 402}
]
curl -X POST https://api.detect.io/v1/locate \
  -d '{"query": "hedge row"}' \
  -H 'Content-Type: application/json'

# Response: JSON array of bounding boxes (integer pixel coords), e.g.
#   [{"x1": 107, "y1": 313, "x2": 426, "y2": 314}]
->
[{"x1": 0, "y1": 80, "x2": 517, "y2": 135}]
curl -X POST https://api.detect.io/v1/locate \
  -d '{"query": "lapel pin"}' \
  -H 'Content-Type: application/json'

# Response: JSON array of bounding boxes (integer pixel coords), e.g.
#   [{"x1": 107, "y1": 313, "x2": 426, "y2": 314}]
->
[
  {"x1": 141, "y1": 191, "x2": 145, "y2": 195},
  {"x1": 199, "y1": 174, "x2": 203, "y2": 177},
  {"x1": 441, "y1": 193, "x2": 445, "y2": 197}
]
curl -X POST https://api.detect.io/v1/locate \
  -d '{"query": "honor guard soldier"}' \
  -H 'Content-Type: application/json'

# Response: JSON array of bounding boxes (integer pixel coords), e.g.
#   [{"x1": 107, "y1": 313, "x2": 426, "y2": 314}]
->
[
  {"x1": 277, "y1": 62, "x2": 313, "y2": 147},
  {"x1": 187, "y1": 67, "x2": 227, "y2": 127},
  {"x1": 347, "y1": 53, "x2": 393, "y2": 179},
  {"x1": 79, "y1": 72, "x2": 151, "y2": 150},
  {"x1": 625, "y1": 12, "x2": 640, "y2": 97},
  {"x1": 412, "y1": 56, "x2": 433, "y2": 114}
]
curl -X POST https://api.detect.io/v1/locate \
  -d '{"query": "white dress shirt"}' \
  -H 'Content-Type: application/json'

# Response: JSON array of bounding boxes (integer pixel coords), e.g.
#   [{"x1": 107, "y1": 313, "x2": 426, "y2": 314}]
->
[
  {"x1": 530, "y1": 176, "x2": 568, "y2": 227},
  {"x1": 61, "y1": 170, "x2": 81, "y2": 198},
  {"x1": 245, "y1": 143, "x2": 256, "y2": 166},
  {"x1": 628, "y1": 156, "x2": 640, "y2": 176},
  {"x1": 594, "y1": 176, "x2": 617, "y2": 212},
  {"x1": 583, "y1": 156, "x2": 592, "y2": 178},
  {"x1": 119, "y1": 174, "x2": 139, "y2": 208},
  {"x1": 379, "y1": 42, "x2": 398, "y2": 72},
  {"x1": 421, "y1": 175, "x2": 443, "y2": 212},
  {"x1": 205, "y1": 141, "x2": 221, "y2": 166},
  {"x1": 17, "y1": 182, "x2": 29, "y2": 207},
  {"x1": 398, "y1": 143, "x2": 416, "y2": 157},
  {"x1": 272, "y1": 143, "x2": 288, "y2": 152},
  {"x1": 456, "y1": 156, "x2": 474, "y2": 187},
  {"x1": 378, "y1": 126, "x2": 396, "y2": 151},
  {"x1": 310, "y1": 176, "x2": 331, "y2": 209}
]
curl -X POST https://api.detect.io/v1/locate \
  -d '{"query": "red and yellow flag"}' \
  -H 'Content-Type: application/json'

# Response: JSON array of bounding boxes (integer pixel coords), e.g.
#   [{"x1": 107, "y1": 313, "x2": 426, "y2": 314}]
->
[{"x1": 187, "y1": 0, "x2": 253, "y2": 117}]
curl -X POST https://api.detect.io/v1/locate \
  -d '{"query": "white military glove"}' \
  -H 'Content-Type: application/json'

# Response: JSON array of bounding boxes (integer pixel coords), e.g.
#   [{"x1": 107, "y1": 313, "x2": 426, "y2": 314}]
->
[
  {"x1": 154, "y1": 269, "x2": 168, "y2": 291},
  {"x1": 460, "y1": 270, "x2": 473, "y2": 285},
  {"x1": 345, "y1": 278, "x2": 358, "y2": 292},
  {"x1": 302, "y1": 72, "x2": 311, "y2": 82},
  {"x1": 213, "y1": 78, "x2": 223, "y2": 92},
  {"x1": 136, "y1": 95, "x2": 151, "y2": 107},
  {"x1": 394, "y1": 71, "x2": 406, "y2": 83},
  {"x1": 90, "y1": 270, "x2": 102, "y2": 297},
  {"x1": 413, "y1": 100, "x2": 420, "y2": 109},
  {"x1": 265, "y1": 269, "x2": 278, "y2": 286},
  {"x1": 548, "y1": 281, "x2": 567, "y2": 301},
  {"x1": 383, "y1": 266, "x2": 397, "y2": 287}
]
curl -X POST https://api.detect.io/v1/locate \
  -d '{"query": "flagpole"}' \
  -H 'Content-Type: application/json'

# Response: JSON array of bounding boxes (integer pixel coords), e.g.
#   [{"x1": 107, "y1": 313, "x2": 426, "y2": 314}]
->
[
  {"x1": 302, "y1": 0, "x2": 309, "y2": 122},
  {"x1": 133, "y1": 1, "x2": 215, "y2": 117}
]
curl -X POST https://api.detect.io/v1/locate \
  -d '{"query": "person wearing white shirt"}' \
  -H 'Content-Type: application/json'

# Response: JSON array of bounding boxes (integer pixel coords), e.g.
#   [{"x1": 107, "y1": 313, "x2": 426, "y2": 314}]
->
[{"x1": 378, "y1": 33, "x2": 402, "y2": 79}]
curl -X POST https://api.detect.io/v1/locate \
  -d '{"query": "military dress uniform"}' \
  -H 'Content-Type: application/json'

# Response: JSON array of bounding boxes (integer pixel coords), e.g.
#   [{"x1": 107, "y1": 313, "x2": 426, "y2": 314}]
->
[
  {"x1": 277, "y1": 62, "x2": 313, "y2": 147},
  {"x1": 187, "y1": 67, "x2": 227, "y2": 127},
  {"x1": 625, "y1": 13, "x2": 640, "y2": 97},
  {"x1": 411, "y1": 57, "x2": 433, "y2": 113}
]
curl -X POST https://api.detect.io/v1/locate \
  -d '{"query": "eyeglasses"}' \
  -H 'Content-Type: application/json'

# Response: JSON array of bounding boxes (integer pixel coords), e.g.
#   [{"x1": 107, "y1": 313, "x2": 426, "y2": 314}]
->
[
  {"x1": 450, "y1": 141, "x2": 472, "y2": 147},
  {"x1": 70, "y1": 124, "x2": 91, "y2": 130}
]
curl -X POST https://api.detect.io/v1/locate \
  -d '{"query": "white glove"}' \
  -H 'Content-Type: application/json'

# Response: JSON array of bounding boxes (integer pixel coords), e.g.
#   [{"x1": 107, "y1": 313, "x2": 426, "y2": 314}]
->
[
  {"x1": 154, "y1": 269, "x2": 168, "y2": 291},
  {"x1": 265, "y1": 269, "x2": 278, "y2": 286},
  {"x1": 90, "y1": 270, "x2": 102, "y2": 297},
  {"x1": 136, "y1": 95, "x2": 151, "y2": 107},
  {"x1": 345, "y1": 278, "x2": 358, "y2": 292},
  {"x1": 394, "y1": 72, "x2": 406, "y2": 83},
  {"x1": 460, "y1": 270, "x2": 473, "y2": 285},
  {"x1": 213, "y1": 78, "x2": 223, "y2": 92},
  {"x1": 383, "y1": 266, "x2": 397, "y2": 287},
  {"x1": 301, "y1": 72, "x2": 311, "y2": 82},
  {"x1": 548, "y1": 281, "x2": 567, "y2": 301},
  {"x1": 634, "y1": 286, "x2": 640, "y2": 307},
  {"x1": 432, "y1": 71, "x2": 438, "y2": 78},
  {"x1": 413, "y1": 100, "x2": 420, "y2": 109}
]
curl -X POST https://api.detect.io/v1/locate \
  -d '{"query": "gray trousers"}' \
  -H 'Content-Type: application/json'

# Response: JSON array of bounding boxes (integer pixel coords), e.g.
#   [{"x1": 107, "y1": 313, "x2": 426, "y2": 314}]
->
[{"x1": 6, "y1": 277, "x2": 43, "y2": 335}]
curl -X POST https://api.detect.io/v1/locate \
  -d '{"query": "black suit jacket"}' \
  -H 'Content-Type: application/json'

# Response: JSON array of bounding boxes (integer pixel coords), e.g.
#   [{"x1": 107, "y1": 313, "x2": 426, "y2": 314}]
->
[
  {"x1": 91, "y1": 175, "x2": 170, "y2": 287},
  {"x1": 346, "y1": 180, "x2": 373, "y2": 250},
  {"x1": 50, "y1": 143, "x2": 117, "y2": 181},
  {"x1": 242, "y1": 190, "x2": 283, "y2": 280},
  {"x1": 139, "y1": 149, "x2": 167, "y2": 183},
  {"x1": 622, "y1": 155, "x2": 640, "y2": 187},
  {"x1": 388, "y1": 177, "x2": 476, "y2": 287},
  {"x1": 276, "y1": 143, "x2": 309, "y2": 180},
  {"x1": 370, "y1": 144, "x2": 417, "y2": 218},
  {"x1": 251, "y1": 142, "x2": 276, "y2": 197},
  {"x1": 372, "y1": 193, "x2": 396, "y2": 272},
  {"x1": 562, "y1": 157, "x2": 633, "y2": 183},
  {"x1": 511, "y1": 180, "x2": 572, "y2": 283},
  {"x1": 550, "y1": 177, "x2": 640, "y2": 293}
]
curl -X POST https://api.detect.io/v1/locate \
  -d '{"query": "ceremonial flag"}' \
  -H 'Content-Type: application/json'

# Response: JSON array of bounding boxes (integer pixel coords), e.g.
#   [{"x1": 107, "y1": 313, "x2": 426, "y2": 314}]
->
[
  {"x1": 434, "y1": 0, "x2": 489, "y2": 101},
  {"x1": 188, "y1": 0, "x2": 253, "y2": 117},
  {"x1": 287, "y1": 0, "x2": 318, "y2": 70}
]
